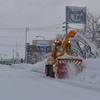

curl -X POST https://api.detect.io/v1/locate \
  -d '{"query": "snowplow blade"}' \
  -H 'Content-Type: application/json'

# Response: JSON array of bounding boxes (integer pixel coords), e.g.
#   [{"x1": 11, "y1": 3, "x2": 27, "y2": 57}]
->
[{"x1": 57, "y1": 58, "x2": 83, "y2": 79}]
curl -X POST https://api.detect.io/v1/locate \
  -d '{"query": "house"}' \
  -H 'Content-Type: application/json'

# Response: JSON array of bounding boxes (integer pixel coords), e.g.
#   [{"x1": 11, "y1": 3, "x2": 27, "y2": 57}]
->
[{"x1": 27, "y1": 40, "x2": 54, "y2": 64}]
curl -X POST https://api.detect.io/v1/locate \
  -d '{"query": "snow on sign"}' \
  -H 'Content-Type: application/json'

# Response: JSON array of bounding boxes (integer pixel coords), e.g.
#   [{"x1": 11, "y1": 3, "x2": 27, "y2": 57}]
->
[
  {"x1": 37, "y1": 41, "x2": 49, "y2": 48},
  {"x1": 66, "y1": 6, "x2": 86, "y2": 24}
]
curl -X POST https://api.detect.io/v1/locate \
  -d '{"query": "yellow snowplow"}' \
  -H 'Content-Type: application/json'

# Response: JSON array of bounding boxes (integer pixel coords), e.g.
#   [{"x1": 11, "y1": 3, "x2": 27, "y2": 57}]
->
[{"x1": 45, "y1": 30, "x2": 83, "y2": 78}]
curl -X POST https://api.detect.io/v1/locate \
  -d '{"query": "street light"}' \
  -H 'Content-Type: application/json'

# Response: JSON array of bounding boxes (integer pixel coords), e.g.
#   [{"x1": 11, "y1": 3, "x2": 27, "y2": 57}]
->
[{"x1": 36, "y1": 36, "x2": 45, "y2": 40}]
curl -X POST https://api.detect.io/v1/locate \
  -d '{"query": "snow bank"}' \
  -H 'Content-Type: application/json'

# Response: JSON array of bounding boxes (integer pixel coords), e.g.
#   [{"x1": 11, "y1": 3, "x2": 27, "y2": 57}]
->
[
  {"x1": 11, "y1": 63, "x2": 33, "y2": 70},
  {"x1": 82, "y1": 58, "x2": 100, "y2": 69},
  {"x1": 75, "y1": 58, "x2": 100, "y2": 86},
  {"x1": 32, "y1": 59, "x2": 46, "y2": 73},
  {"x1": 59, "y1": 52, "x2": 83, "y2": 59},
  {"x1": 67, "y1": 64, "x2": 77, "y2": 78},
  {"x1": 31, "y1": 58, "x2": 100, "y2": 87}
]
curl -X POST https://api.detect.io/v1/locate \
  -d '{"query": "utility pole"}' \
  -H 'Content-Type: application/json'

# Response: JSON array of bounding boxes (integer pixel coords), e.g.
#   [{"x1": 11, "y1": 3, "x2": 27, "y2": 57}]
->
[
  {"x1": 25, "y1": 27, "x2": 29, "y2": 63},
  {"x1": 16, "y1": 42, "x2": 17, "y2": 59},
  {"x1": 13, "y1": 50, "x2": 14, "y2": 63},
  {"x1": 66, "y1": 6, "x2": 68, "y2": 34},
  {"x1": 0, "y1": 53, "x2": 2, "y2": 60},
  {"x1": 4, "y1": 54, "x2": 6, "y2": 59},
  {"x1": 16, "y1": 42, "x2": 18, "y2": 63}
]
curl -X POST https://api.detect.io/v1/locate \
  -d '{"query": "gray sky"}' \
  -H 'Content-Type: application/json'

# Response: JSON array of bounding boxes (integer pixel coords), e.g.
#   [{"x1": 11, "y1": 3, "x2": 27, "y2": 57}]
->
[{"x1": 0, "y1": 0, "x2": 100, "y2": 59}]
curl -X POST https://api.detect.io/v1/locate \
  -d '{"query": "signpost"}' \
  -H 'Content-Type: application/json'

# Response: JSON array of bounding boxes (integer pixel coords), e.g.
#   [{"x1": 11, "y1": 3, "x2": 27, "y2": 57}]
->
[
  {"x1": 37, "y1": 41, "x2": 49, "y2": 59},
  {"x1": 40, "y1": 48, "x2": 46, "y2": 51},
  {"x1": 37, "y1": 41, "x2": 49, "y2": 50},
  {"x1": 66, "y1": 6, "x2": 86, "y2": 34},
  {"x1": 66, "y1": 6, "x2": 86, "y2": 24}
]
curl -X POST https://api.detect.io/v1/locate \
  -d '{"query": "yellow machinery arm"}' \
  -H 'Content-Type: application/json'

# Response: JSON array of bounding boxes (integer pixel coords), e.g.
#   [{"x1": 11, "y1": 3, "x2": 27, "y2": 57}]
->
[
  {"x1": 57, "y1": 30, "x2": 77, "y2": 57},
  {"x1": 60, "y1": 30, "x2": 76, "y2": 51}
]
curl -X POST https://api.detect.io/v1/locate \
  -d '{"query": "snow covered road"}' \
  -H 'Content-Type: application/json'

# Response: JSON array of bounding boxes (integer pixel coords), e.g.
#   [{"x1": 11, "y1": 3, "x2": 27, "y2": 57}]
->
[{"x1": 0, "y1": 64, "x2": 100, "y2": 100}]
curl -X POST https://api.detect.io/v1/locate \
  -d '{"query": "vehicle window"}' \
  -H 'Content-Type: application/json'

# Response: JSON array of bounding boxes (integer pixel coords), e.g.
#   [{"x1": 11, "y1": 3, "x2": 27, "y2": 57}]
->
[
  {"x1": 65, "y1": 43, "x2": 70, "y2": 52},
  {"x1": 55, "y1": 43, "x2": 61, "y2": 51}
]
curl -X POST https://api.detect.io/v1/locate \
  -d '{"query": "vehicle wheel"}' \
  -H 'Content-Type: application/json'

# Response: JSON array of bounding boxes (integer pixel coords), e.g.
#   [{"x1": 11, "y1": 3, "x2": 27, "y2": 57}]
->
[
  {"x1": 45, "y1": 65, "x2": 49, "y2": 76},
  {"x1": 50, "y1": 67, "x2": 55, "y2": 78}
]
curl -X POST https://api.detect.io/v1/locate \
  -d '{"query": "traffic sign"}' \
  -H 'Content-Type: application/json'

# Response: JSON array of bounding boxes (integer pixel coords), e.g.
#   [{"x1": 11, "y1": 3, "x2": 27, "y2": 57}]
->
[
  {"x1": 37, "y1": 41, "x2": 49, "y2": 48},
  {"x1": 40, "y1": 48, "x2": 46, "y2": 51}
]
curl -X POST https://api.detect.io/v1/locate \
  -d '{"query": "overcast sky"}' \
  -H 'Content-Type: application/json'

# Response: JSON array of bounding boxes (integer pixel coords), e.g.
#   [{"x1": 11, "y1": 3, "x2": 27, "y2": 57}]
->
[{"x1": 0, "y1": 0, "x2": 100, "y2": 59}]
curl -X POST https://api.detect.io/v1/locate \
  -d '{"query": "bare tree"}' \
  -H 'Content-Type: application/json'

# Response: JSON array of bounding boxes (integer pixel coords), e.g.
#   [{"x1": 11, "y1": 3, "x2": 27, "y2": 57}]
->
[
  {"x1": 86, "y1": 12, "x2": 100, "y2": 42},
  {"x1": 54, "y1": 12, "x2": 100, "y2": 58},
  {"x1": 55, "y1": 33, "x2": 65, "y2": 40}
]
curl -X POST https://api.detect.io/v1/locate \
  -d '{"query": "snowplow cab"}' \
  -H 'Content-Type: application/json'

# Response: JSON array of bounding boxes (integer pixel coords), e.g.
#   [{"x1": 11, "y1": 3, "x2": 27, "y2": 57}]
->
[
  {"x1": 51, "y1": 40, "x2": 62, "y2": 58},
  {"x1": 51, "y1": 40, "x2": 73, "y2": 58},
  {"x1": 46, "y1": 40, "x2": 62, "y2": 65},
  {"x1": 65, "y1": 40, "x2": 73, "y2": 55}
]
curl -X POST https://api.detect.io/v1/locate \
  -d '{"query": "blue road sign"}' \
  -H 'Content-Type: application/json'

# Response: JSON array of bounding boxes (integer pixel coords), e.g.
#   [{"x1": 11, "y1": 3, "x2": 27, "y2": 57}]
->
[
  {"x1": 37, "y1": 41, "x2": 49, "y2": 48},
  {"x1": 40, "y1": 48, "x2": 46, "y2": 51}
]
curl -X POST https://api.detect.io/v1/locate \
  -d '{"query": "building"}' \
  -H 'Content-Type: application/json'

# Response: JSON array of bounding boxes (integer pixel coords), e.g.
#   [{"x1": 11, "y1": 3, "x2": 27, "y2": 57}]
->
[{"x1": 27, "y1": 40, "x2": 54, "y2": 64}]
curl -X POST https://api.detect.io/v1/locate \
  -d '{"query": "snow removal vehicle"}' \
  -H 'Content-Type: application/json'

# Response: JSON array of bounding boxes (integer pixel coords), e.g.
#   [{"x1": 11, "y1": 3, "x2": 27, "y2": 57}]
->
[{"x1": 45, "y1": 30, "x2": 83, "y2": 78}]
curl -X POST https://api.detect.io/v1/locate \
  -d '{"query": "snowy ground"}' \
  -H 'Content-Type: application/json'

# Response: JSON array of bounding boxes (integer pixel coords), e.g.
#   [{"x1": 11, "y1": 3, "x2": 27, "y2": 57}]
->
[{"x1": 0, "y1": 58, "x2": 100, "y2": 100}]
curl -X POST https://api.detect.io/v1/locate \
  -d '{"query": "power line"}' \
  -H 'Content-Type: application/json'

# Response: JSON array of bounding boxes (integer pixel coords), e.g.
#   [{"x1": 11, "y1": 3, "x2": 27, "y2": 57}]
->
[
  {"x1": 19, "y1": 33, "x2": 25, "y2": 43},
  {"x1": 0, "y1": 22, "x2": 63, "y2": 28},
  {"x1": 0, "y1": 24, "x2": 64, "y2": 33},
  {"x1": 0, "y1": 44, "x2": 24, "y2": 48},
  {"x1": 0, "y1": 17, "x2": 64, "y2": 32},
  {"x1": 0, "y1": 3, "x2": 40, "y2": 22},
  {"x1": 0, "y1": 39, "x2": 23, "y2": 42},
  {"x1": 0, "y1": 28, "x2": 63, "y2": 32},
  {"x1": 0, "y1": 25, "x2": 63, "y2": 30},
  {"x1": 0, "y1": 22, "x2": 25, "y2": 28},
  {"x1": 0, "y1": 2, "x2": 58, "y2": 26}
]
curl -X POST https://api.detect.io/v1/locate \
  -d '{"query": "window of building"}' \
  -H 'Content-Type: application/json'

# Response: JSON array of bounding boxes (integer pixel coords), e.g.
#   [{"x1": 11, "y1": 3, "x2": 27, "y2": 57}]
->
[
  {"x1": 47, "y1": 48, "x2": 49, "y2": 50},
  {"x1": 37, "y1": 47, "x2": 39, "y2": 50}
]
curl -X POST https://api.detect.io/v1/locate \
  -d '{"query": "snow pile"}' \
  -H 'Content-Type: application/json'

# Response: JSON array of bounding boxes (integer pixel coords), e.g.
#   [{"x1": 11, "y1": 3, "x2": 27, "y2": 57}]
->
[
  {"x1": 11, "y1": 63, "x2": 33, "y2": 70},
  {"x1": 32, "y1": 59, "x2": 47, "y2": 73},
  {"x1": 59, "y1": 52, "x2": 83, "y2": 59},
  {"x1": 67, "y1": 64, "x2": 77, "y2": 78},
  {"x1": 75, "y1": 58, "x2": 100, "y2": 86}
]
